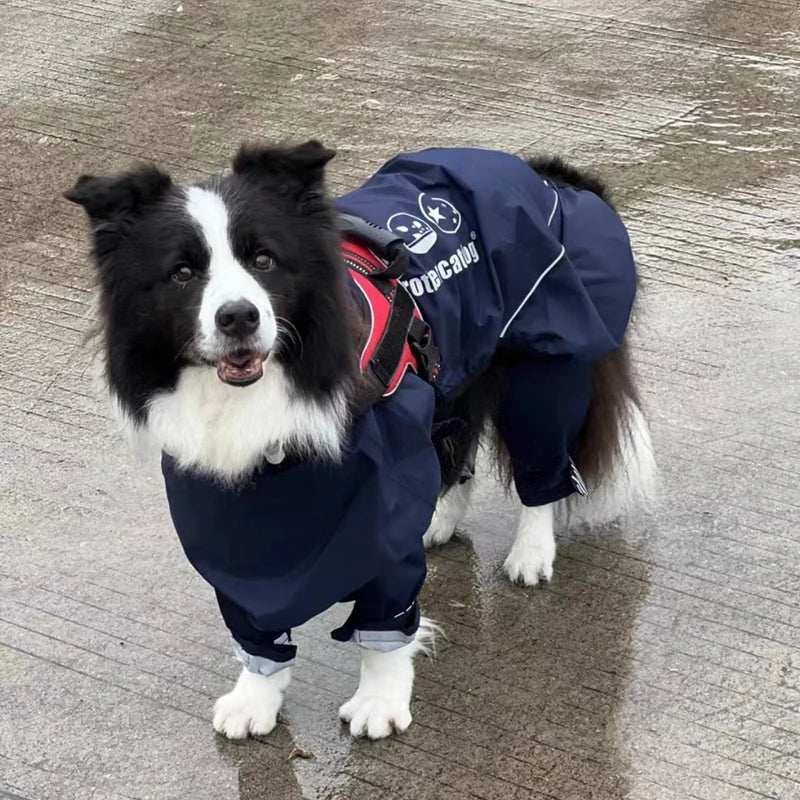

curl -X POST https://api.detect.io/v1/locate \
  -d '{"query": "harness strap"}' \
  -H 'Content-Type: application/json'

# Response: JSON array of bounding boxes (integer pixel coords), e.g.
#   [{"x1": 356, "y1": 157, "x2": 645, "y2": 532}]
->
[
  {"x1": 343, "y1": 239, "x2": 420, "y2": 396},
  {"x1": 340, "y1": 216, "x2": 441, "y2": 415},
  {"x1": 339, "y1": 213, "x2": 409, "y2": 279},
  {"x1": 369, "y1": 286, "x2": 415, "y2": 388}
]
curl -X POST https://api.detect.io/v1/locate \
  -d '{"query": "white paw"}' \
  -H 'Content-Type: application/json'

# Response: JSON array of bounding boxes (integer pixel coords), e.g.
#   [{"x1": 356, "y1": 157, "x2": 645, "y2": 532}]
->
[
  {"x1": 212, "y1": 667, "x2": 289, "y2": 739},
  {"x1": 504, "y1": 537, "x2": 555, "y2": 586},
  {"x1": 213, "y1": 691, "x2": 278, "y2": 738},
  {"x1": 423, "y1": 512, "x2": 457, "y2": 548},
  {"x1": 504, "y1": 504, "x2": 556, "y2": 586},
  {"x1": 423, "y1": 481, "x2": 473, "y2": 548},
  {"x1": 339, "y1": 693, "x2": 412, "y2": 739}
]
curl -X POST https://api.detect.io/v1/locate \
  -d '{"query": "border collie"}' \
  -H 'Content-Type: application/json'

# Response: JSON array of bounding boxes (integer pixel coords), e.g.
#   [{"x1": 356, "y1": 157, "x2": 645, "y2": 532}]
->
[{"x1": 66, "y1": 141, "x2": 655, "y2": 741}]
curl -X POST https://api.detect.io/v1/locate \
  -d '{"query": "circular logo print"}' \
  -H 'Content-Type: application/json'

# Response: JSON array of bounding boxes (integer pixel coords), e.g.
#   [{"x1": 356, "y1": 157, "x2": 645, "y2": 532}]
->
[
  {"x1": 418, "y1": 193, "x2": 462, "y2": 234},
  {"x1": 386, "y1": 212, "x2": 438, "y2": 254}
]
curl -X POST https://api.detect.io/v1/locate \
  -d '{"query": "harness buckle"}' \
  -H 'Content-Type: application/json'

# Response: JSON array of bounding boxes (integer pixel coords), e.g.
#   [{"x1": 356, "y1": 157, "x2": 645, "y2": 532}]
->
[{"x1": 408, "y1": 316, "x2": 441, "y2": 384}]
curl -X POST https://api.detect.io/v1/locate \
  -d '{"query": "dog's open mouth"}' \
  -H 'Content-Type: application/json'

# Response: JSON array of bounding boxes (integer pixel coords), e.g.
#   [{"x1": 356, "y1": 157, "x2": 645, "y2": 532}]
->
[{"x1": 216, "y1": 350, "x2": 268, "y2": 386}]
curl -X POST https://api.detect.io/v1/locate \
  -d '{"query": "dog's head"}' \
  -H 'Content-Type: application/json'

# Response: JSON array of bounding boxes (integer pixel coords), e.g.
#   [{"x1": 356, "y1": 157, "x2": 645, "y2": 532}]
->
[{"x1": 66, "y1": 141, "x2": 354, "y2": 424}]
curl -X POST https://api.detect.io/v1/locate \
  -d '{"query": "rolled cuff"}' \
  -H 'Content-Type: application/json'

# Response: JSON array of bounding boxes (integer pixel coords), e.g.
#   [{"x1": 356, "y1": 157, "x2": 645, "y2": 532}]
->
[
  {"x1": 331, "y1": 601, "x2": 420, "y2": 652},
  {"x1": 232, "y1": 634, "x2": 295, "y2": 676}
]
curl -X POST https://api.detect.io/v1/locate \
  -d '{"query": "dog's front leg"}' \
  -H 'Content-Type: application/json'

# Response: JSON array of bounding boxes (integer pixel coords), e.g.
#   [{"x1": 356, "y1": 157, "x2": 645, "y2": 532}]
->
[
  {"x1": 213, "y1": 666, "x2": 291, "y2": 739},
  {"x1": 339, "y1": 618, "x2": 436, "y2": 739},
  {"x1": 339, "y1": 646, "x2": 415, "y2": 739}
]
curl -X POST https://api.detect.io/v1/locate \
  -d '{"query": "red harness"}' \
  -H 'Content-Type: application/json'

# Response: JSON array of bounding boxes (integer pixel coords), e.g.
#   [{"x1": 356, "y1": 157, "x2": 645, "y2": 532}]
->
[{"x1": 342, "y1": 237, "x2": 437, "y2": 397}]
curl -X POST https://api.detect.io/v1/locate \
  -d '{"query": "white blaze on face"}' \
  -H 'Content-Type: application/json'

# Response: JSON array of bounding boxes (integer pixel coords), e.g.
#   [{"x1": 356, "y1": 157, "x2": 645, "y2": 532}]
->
[{"x1": 185, "y1": 186, "x2": 277, "y2": 354}]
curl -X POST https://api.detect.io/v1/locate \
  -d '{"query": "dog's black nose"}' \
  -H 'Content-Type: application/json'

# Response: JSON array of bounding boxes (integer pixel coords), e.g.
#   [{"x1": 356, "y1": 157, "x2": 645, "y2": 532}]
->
[{"x1": 215, "y1": 300, "x2": 260, "y2": 337}]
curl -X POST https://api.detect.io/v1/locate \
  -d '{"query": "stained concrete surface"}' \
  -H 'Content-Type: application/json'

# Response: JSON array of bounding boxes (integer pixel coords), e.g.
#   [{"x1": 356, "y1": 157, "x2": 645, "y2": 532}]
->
[{"x1": 1, "y1": 0, "x2": 799, "y2": 798}]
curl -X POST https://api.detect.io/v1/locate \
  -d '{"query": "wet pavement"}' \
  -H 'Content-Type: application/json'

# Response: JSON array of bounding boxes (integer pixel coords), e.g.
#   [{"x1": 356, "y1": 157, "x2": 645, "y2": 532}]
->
[{"x1": 1, "y1": 0, "x2": 800, "y2": 797}]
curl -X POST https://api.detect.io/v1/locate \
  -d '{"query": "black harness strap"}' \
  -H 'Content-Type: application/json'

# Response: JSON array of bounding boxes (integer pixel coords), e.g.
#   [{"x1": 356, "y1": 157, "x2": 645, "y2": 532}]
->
[
  {"x1": 339, "y1": 214, "x2": 410, "y2": 279},
  {"x1": 369, "y1": 285, "x2": 416, "y2": 388}
]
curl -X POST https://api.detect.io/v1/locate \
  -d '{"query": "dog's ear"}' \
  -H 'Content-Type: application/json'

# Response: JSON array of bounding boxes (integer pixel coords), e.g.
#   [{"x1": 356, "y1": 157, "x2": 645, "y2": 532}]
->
[
  {"x1": 232, "y1": 140, "x2": 335, "y2": 190},
  {"x1": 64, "y1": 165, "x2": 172, "y2": 223}
]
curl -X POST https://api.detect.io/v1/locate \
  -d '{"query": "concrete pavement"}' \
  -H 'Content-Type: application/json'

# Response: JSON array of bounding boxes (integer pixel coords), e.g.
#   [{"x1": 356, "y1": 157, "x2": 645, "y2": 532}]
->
[{"x1": 1, "y1": 0, "x2": 799, "y2": 798}]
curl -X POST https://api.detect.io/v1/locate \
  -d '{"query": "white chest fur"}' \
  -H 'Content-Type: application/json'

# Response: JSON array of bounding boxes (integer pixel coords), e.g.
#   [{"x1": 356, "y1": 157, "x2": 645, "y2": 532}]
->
[{"x1": 143, "y1": 361, "x2": 348, "y2": 483}]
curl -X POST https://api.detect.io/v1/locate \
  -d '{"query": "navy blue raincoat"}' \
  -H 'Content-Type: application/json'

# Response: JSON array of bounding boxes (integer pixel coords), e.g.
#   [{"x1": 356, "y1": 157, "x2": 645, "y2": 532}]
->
[
  {"x1": 163, "y1": 148, "x2": 637, "y2": 673},
  {"x1": 338, "y1": 148, "x2": 635, "y2": 399},
  {"x1": 338, "y1": 147, "x2": 636, "y2": 505},
  {"x1": 162, "y1": 373, "x2": 438, "y2": 674}
]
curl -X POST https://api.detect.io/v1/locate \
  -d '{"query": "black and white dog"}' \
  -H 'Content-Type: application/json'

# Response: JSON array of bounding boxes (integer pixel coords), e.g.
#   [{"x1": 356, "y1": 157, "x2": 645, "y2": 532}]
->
[{"x1": 66, "y1": 141, "x2": 655, "y2": 740}]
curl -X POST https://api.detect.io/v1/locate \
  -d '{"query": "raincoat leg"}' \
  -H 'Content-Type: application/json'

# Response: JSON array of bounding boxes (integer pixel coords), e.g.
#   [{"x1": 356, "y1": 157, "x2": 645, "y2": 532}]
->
[
  {"x1": 495, "y1": 354, "x2": 594, "y2": 507},
  {"x1": 215, "y1": 590, "x2": 296, "y2": 675},
  {"x1": 331, "y1": 540, "x2": 427, "y2": 651}
]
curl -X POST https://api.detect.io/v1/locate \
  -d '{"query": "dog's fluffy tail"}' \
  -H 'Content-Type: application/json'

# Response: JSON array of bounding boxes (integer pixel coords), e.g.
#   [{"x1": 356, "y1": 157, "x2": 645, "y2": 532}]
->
[
  {"x1": 564, "y1": 398, "x2": 656, "y2": 527},
  {"x1": 564, "y1": 346, "x2": 657, "y2": 526},
  {"x1": 526, "y1": 155, "x2": 613, "y2": 206}
]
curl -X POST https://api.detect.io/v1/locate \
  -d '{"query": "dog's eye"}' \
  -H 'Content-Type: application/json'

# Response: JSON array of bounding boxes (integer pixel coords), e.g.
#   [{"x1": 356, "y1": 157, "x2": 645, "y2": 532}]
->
[
  {"x1": 172, "y1": 264, "x2": 194, "y2": 283},
  {"x1": 253, "y1": 251, "x2": 276, "y2": 272}
]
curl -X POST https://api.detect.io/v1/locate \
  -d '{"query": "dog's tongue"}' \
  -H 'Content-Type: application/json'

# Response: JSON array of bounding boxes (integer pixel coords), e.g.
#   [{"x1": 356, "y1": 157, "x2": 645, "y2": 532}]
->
[{"x1": 217, "y1": 351, "x2": 267, "y2": 385}]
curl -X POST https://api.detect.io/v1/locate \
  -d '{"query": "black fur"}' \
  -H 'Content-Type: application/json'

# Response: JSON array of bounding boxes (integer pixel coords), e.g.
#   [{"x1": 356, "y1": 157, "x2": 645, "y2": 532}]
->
[
  {"x1": 526, "y1": 155, "x2": 612, "y2": 206},
  {"x1": 65, "y1": 142, "x2": 357, "y2": 422},
  {"x1": 66, "y1": 166, "x2": 204, "y2": 420}
]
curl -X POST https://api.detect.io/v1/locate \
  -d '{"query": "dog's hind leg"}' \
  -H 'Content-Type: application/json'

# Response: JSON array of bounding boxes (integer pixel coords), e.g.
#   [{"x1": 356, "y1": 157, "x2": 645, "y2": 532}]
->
[
  {"x1": 423, "y1": 478, "x2": 474, "y2": 548},
  {"x1": 504, "y1": 503, "x2": 556, "y2": 586},
  {"x1": 492, "y1": 355, "x2": 594, "y2": 586}
]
